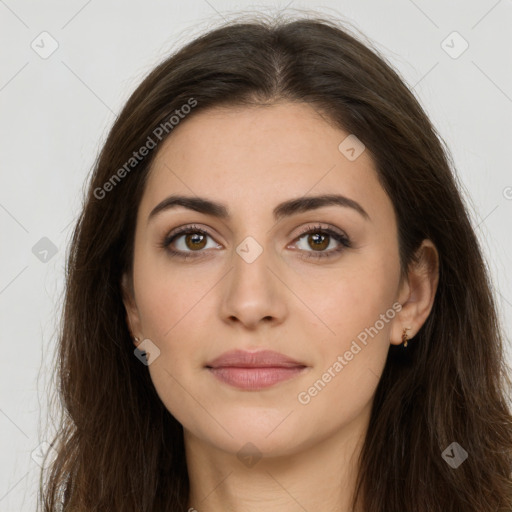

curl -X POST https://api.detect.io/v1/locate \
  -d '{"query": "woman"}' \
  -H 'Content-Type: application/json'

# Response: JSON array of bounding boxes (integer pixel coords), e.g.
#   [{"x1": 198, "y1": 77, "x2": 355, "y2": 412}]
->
[{"x1": 39, "y1": 13, "x2": 512, "y2": 512}]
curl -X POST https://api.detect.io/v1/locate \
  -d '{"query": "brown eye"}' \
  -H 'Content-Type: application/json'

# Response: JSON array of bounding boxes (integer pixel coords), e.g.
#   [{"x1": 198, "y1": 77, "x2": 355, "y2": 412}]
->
[
  {"x1": 293, "y1": 225, "x2": 351, "y2": 260},
  {"x1": 161, "y1": 224, "x2": 219, "y2": 258},
  {"x1": 306, "y1": 232, "x2": 330, "y2": 251},
  {"x1": 160, "y1": 223, "x2": 351, "y2": 261},
  {"x1": 183, "y1": 232, "x2": 207, "y2": 251}
]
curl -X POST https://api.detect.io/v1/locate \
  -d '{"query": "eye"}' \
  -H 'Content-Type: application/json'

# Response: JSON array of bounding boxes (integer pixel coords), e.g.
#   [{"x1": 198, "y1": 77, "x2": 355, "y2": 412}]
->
[
  {"x1": 159, "y1": 223, "x2": 351, "y2": 260},
  {"x1": 291, "y1": 224, "x2": 351, "y2": 260},
  {"x1": 159, "y1": 224, "x2": 220, "y2": 259}
]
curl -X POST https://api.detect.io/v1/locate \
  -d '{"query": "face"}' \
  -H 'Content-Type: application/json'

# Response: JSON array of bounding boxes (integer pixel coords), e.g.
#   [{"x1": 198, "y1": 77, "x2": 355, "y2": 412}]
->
[{"x1": 123, "y1": 101, "x2": 410, "y2": 458}]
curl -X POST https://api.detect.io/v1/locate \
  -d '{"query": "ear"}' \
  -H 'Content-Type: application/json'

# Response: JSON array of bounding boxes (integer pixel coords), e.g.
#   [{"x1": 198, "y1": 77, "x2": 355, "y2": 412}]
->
[
  {"x1": 390, "y1": 239, "x2": 439, "y2": 346},
  {"x1": 121, "y1": 272, "x2": 143, "y2": 348}
]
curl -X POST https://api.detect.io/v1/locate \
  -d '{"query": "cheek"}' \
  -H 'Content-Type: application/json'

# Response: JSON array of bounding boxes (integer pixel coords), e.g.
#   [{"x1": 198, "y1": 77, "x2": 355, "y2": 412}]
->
[
  {"x1": 134, "y1": 271, "x2": 210, "y2": 427},
  {"x1": 310, "y1": 260, "x2": 398, "y2": 344},
  {"x1": 299, "y1": 258, "x2": 399, "y2": 403},
  {"x1": 133, "y1": 255, "x2": 210, "y2": 340},
  {"x1": 295, "y1": 279, "x2": 394, "y2": 426}
]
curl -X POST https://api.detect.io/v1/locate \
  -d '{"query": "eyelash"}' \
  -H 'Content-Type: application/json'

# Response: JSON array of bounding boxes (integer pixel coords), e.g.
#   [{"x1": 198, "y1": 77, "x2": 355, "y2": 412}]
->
[{"x1": 159, "y1": 223, "x2": 351, "y2": 261}]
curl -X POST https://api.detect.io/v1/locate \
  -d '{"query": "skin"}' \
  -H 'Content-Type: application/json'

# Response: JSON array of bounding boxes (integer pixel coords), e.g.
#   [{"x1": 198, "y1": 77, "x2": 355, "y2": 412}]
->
[{"x1": 122, "y1": 101, "x2": 439, "y2": 512}]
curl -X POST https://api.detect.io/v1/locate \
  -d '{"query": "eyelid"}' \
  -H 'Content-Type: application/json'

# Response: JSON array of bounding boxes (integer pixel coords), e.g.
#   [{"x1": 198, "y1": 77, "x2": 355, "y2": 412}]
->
[
  {"x1": 291, "y1": 222, "x2": 347, "y2": 241},
  {"x1": 160, "y1": 223, "x2": 220, "y2": 252}
]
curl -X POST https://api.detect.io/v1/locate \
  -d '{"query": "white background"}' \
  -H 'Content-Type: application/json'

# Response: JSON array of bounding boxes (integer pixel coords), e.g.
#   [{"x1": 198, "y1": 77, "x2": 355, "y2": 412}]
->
[{"x1": 1, "y1": 1, "x2": 511, "y2": 510}]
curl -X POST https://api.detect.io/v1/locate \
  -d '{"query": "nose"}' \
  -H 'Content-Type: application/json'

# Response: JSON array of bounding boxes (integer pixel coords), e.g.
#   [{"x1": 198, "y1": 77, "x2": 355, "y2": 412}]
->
[{"x1": 219, "y1": 240, "x2": 288, "y2": 330}]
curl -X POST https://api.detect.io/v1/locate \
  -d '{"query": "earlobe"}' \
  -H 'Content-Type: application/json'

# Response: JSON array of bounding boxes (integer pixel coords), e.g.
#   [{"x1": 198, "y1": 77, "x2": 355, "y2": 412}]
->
[{"x1": 390, "y1": 239, "x2": 439, "y2": 346}]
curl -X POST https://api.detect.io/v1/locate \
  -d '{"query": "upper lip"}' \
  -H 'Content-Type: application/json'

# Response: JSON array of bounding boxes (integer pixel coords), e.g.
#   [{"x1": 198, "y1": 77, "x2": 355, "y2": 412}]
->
[{"x1": 206, "y1": 349, "x2": 306, "y2": 368}]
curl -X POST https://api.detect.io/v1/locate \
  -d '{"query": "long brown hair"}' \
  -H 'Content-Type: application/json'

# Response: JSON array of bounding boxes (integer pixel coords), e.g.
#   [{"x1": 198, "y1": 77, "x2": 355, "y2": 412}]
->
[{"x1": 39, "y1": 12, "x2": 512, "y2": 511}]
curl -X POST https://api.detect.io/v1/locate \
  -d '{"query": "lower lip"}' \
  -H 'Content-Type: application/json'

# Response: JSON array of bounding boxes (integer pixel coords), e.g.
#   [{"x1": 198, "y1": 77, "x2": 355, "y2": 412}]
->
[{"x1": 208, "y1": 366, "x2": 307, "y2": 390}]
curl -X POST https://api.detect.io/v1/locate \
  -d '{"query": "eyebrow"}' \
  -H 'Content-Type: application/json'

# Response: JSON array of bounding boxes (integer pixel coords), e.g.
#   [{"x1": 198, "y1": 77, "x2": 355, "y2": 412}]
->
[{"x1": 147, "y1": 193, "x2": 370, "y2": 224}]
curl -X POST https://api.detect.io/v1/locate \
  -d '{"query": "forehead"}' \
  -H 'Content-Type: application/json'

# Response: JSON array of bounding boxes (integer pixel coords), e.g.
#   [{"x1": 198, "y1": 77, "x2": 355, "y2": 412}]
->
[{"x1": 140, "y1": 102, "x2": 393, "y2": 226}]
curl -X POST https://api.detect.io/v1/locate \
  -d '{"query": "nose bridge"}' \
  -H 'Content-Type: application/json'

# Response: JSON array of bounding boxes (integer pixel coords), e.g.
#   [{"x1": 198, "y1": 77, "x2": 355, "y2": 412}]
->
[{"x1": 219, "y1": 231, "x2": 287, "y2": 327}]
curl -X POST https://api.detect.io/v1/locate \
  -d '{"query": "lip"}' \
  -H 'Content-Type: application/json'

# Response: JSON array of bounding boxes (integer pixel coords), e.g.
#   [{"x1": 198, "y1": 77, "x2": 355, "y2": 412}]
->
[{"x1": 205, "y1": 349, "x2": 308, "y2": 390}]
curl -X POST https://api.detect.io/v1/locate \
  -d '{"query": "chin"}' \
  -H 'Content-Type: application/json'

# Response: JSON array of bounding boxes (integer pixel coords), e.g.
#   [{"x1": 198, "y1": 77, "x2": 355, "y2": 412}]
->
[{"x1": 183, "y1": 407, "x2": 318, "y2": 460}]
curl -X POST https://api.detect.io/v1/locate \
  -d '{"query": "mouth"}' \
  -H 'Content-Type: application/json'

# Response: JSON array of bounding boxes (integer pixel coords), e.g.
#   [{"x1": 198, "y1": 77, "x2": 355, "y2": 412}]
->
[{"x1": 205, "y1": 350, "x2": 308, "y2": 390}]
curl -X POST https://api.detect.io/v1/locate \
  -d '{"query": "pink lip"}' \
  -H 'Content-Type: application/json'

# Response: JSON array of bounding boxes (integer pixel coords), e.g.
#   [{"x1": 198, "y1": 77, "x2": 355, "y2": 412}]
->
[{"x1": 206, "y1": 350, "x2": 308, "y2": 390}]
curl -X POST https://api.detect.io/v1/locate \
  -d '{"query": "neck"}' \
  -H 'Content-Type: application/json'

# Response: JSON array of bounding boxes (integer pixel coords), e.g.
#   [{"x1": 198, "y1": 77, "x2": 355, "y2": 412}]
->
[{"x1": 185, "y1": 404, "x2": 370, "y2": 512}]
